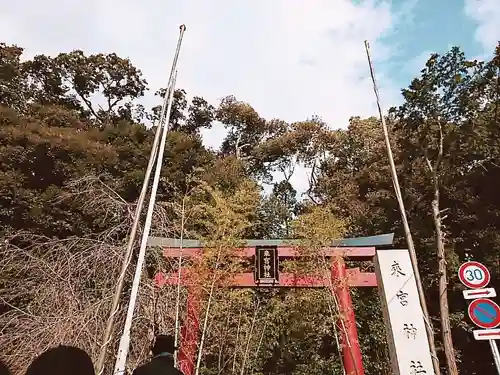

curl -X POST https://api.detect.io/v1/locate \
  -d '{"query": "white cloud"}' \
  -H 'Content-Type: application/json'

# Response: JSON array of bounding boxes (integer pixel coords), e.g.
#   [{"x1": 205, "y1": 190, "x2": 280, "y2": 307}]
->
[
  {"x1": 0, "y1": 0, "x2": 406, "y2": 196},
  {"x1": 464, "y1": 0, "x2": 500, "y2": 53}
]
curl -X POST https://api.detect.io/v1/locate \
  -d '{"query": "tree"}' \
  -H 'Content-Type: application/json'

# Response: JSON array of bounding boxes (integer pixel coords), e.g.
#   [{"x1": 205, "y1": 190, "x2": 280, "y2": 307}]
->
[
  {"x1": 393, "y1": 47, "x2": 488, "y2": 375},
  {"x1": 257, "y1": 181, "x2": 298, "y2": 239},
  {"x1": 256, "y1": 117, "x2": 339, "y2": 202},
  {"x1": 55, "y1": 50, "x2": 148, "y2": 123},
  {"x1": 151, "y1": 88, "x2": 186, "y2": 128},
  {"x1": 185, "y1": 179, "x2": 261, "y2": 375},
  {"x1": 0, "y1": 104, "x2": 119, "y2": 237},
  {"x1": 311, "y1": 116, "x2": 396, "y2": 233},
  {"x1": 0, "y1": 43, "x2": 27, "y2": 112},
  {"x1": 151, "y1": 89, "x2": 215, "y2": 134},
  {"x1": 23, "y1": 54, "x2": 82, "y2": 111},
  {"x1": 217, "y1": 96, "x2": 267, "y2": 160}
]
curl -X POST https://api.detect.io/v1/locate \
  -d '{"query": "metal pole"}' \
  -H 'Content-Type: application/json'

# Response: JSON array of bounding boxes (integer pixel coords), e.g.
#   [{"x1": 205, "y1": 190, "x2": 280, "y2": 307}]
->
[
  {"x1": 363, "y1": 40, "x2": 441, "y2": 375},
  {"x1": 97, "y1": 111, "x2": 166, "y2": 375},
  {"x1": 113, "y1": 24, "x2": 186, "y2": 375},
  {"x1": 490, "y1": 340, "x2": 500, "y2": 374},
  {"x1": 96, "y1": 24, "x2": 186, "y2": 375},
  {"x1": 113, "y1": 70, "x2": 179, "y2": 375},
  {"x1": 96, "y1": 118, "x2": 161, "y2": 375}
]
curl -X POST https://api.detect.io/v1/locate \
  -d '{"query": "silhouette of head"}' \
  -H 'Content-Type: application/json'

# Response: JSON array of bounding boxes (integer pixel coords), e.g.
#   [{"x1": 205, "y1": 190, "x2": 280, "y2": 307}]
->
[
  {"x1": 151, "y1": 335, "x2": 177, "y2": 356},
  {"x1": 0, "y1": 360, "x2": 11, "y2": 375},
  {"x1": 25, "y1": 345, "x2": 94, "y2": 375}
]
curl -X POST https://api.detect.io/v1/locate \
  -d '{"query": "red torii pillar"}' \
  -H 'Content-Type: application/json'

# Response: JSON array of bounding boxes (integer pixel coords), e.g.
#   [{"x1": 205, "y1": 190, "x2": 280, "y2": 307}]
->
[
  {"x1": 155, "y1": 245, "x2": 377, "y2": 375},
  {"x1": 331, "y1": 257, "x2": 365, "y2": 375},
  {"x1": 180, "y1": 283, "x2": 201, "y2": 374}
]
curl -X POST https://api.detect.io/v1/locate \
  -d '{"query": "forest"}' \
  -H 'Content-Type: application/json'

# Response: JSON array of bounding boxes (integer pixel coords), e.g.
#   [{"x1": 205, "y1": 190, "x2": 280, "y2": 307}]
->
[{"x1": 0, "y1": 40, "x2": 499, "y2": 375}]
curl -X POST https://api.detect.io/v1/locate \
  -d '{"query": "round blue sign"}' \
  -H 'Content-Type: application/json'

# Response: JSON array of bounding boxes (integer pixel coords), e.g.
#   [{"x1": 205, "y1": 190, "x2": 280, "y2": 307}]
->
[{"x1": 468, "y1": 298, "x2": 500, "y2": 329}]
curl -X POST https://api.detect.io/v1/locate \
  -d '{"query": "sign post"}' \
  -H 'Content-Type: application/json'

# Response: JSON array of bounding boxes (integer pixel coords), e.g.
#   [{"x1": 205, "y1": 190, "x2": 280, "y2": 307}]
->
[
  {"x1": 491, "y1": 340, "x2": 500, "y2": 372},
  {"x1": 458, "y1": 261, "x2": 500, "y2": 374}
]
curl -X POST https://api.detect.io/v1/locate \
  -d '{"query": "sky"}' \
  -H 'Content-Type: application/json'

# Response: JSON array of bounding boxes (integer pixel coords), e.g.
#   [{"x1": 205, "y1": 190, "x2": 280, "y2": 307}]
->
[{"x1": 0, "y1": 0, "x2": 499, "y2": 196}]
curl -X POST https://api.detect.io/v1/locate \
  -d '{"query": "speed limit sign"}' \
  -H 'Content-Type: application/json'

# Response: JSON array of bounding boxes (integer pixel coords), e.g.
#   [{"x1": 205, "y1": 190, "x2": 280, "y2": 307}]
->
[{"x1": 458, "y1": 261, "x2": 491, "y2": 289}]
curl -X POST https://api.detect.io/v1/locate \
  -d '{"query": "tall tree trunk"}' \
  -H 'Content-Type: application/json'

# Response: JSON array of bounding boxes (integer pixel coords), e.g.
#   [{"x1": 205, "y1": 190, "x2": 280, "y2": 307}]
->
[
  {"x1": 431, "y1": 174, "x2": 458, "y2": 375},
  {"x1": 424, "y1": 121, "x2": 458, "y2": 374}
]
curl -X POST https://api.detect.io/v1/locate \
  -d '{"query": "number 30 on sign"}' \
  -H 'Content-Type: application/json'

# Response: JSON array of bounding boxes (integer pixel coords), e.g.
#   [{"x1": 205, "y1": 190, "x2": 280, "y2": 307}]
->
[{"x1": 458, "y1": 261, "x2": 491, "y2": 289}]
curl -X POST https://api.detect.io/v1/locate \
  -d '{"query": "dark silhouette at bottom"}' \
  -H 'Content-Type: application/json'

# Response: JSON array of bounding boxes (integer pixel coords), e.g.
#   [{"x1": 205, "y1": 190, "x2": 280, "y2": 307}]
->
[
  {"x1": 0, "y1": 360, "x2": 11, "y2": 375},
  {"x1": 25, "y1": 345, "x2": 95, "y2": 375},
  {"x1": 133, "y1": 335, "x2": 184, "y2": 375}
]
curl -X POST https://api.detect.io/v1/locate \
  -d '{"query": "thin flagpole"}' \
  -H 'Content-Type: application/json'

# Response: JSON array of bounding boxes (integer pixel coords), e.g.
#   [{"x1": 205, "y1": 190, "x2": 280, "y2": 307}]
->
[
  {"x1": 96, "y1": 24, "x2": 186, "y2": 375},
  {"x1": 96, "y1": 116, "x2": 161, "y2": 375},
  {"x1": 363, "y1": 40, "x2": 441, "y2": 375},
  {"x1": 113, "y1": 70, "x2": 179, "y2": 375},
  {"x1": 112, "y1": 24, "x2": 186, "y2": 375}
]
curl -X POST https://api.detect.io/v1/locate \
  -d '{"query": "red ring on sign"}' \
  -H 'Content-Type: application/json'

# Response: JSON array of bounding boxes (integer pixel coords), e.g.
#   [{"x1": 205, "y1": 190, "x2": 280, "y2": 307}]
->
[
  {"x1": 458, "y1": 261, "x2": 490, "y2": 289},
  {"x1": 468, "y1": 298, "x2": 500, "y2": 329}
]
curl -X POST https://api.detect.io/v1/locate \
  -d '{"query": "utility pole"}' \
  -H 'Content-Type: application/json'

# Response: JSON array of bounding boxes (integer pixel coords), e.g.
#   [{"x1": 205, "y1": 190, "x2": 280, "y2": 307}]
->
[
  {"x1": 363, "y1": 40, "x2": 441, "y2": 375},
  {"x1": 107, "y1": 25, "x2": 186, "y2": 375}
]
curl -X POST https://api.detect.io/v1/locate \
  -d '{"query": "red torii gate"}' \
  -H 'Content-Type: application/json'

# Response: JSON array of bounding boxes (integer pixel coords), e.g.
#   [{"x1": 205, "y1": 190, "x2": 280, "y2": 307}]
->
[{"x1": 151, "y1": 234, "x2": 394, "y2": 375}]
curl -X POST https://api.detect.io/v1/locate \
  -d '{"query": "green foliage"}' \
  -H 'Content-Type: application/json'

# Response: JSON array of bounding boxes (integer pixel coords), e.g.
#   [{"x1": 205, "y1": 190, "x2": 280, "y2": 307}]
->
[
  {"x1": 1, "y1": 39, "x2": 499, "y2": 375},
  {"x1": 291, "y1": 204, "x2": 347, "y2": 247},
  {"x1": 313, "y1": 44, "x2": 500, "y2": 374},
  {"x1": 255, "y1": 181, "x2": 298, "y2": 239}
]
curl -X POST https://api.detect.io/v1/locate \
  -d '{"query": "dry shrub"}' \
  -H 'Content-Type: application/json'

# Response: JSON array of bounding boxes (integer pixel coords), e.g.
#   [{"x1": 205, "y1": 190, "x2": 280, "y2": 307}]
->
[
  {"x1": 0, "y1": 233, "x2": 182, "y2": 375},
  {"x1": 0, "y1": 234, "x2": 124, "y2": 373},
  {"x1": 0, "y1": 175, "x2": 184, "y2": 375}
]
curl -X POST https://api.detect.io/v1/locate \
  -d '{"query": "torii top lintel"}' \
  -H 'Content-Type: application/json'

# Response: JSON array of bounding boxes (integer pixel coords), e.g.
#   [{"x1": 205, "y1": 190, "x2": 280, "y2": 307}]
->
[{"x1": 148, "y1": 233, "x2": 394, "y2": 260}]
